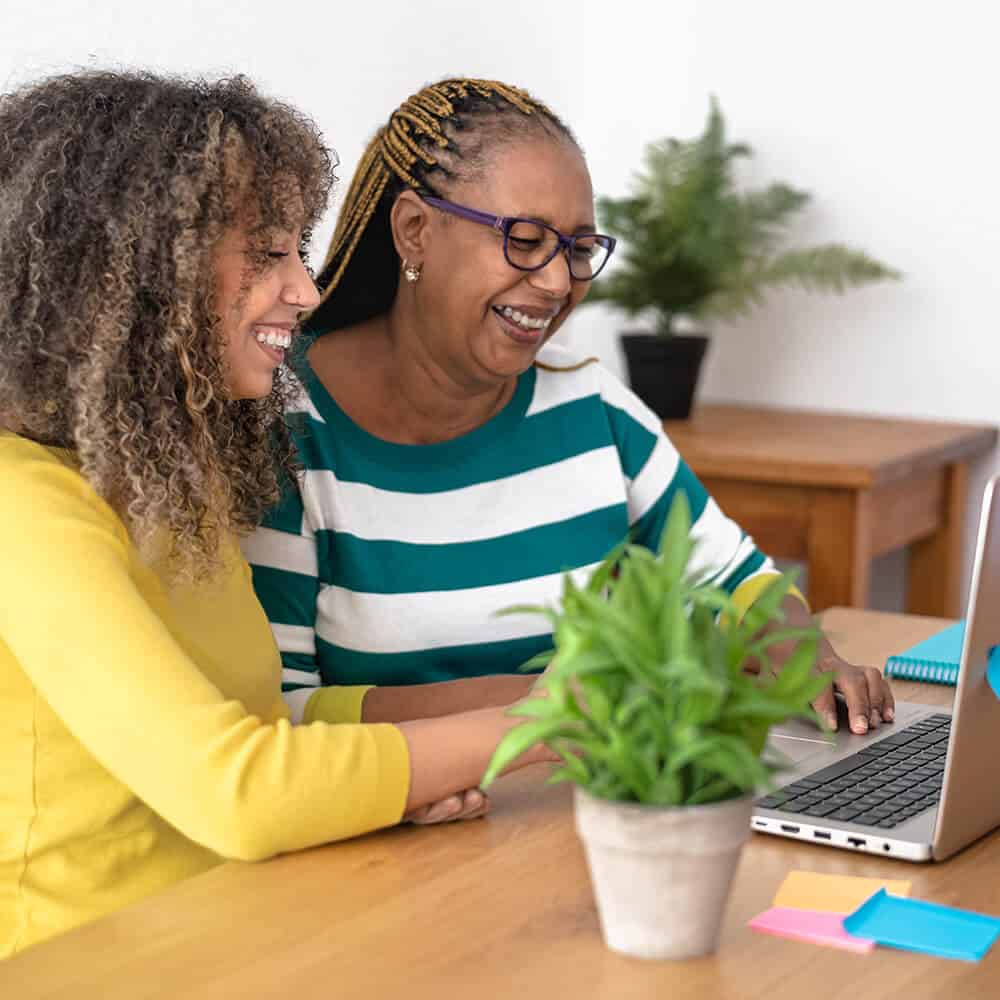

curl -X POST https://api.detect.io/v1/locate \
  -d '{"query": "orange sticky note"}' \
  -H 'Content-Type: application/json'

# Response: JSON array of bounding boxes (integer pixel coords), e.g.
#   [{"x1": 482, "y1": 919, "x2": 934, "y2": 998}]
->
[{"x1": 773, "y1": 871, "x2": 911, "y2": 914}]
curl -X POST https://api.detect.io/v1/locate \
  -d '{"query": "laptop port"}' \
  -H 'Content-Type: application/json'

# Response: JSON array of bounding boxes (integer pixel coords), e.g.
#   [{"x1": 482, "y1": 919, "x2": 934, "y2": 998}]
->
[
  {"x1": 848, "y1": 837, "x2": 867, "y2": 848},
  {"x1": 813, "y1": 830, "x2": 831, "y2": 840},
  {"x1": 780, "y1": 824, "x2": 800, "y2": 834}
]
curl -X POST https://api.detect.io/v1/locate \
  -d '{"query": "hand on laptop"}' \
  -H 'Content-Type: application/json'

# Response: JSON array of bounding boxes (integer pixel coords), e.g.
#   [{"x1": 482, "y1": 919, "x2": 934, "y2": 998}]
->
[
  {"x1": 810, "y1": 651, "x2": 895, "y2": 735},
  {"x1": 761, "y1": 595, "x2": 896, "y2": 735}
]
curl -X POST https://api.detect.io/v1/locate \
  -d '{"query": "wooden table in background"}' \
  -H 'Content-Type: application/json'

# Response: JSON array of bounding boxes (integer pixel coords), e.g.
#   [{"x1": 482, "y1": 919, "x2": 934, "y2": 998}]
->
[
  {"x1": 5, "y1": 608, "x2": 1000, "y2": 999},
  {"x1": 664, "y1": 405, "x2": 996, "y2": 617}
]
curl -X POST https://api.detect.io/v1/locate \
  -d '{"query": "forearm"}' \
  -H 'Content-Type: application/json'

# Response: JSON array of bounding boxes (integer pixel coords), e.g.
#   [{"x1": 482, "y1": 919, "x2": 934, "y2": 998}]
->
[
  {"x1": 398, "y1": 706, "x2": 550, "y2": 812},
  {"x1": 770, "y1": 592, "x2": 895, "y2": 732},
  {"x1": 771, "y1": 594, "x2": 839, "y2": 667},
  {"x1": 361, "y1": 674, "x2": 537, "y2": 723}
]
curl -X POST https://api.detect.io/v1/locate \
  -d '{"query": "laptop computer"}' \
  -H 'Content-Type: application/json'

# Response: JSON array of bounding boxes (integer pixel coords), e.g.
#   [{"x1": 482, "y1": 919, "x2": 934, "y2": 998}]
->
[{"x1": 752, "y1": 473, "x2": 1000, "y2": 862}]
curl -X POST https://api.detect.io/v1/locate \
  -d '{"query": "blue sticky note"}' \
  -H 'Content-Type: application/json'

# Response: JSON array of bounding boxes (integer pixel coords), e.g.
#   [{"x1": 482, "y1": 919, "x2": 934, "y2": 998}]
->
[{"x1": 843, "y1": 889, "x2": 1000, "y2": 962}]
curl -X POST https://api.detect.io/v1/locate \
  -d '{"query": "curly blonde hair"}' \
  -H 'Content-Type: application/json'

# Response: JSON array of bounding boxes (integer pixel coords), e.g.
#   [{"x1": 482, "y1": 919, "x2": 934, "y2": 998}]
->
[{"x1": 0, "y1": 70, "x2": 336, "y2": 579}]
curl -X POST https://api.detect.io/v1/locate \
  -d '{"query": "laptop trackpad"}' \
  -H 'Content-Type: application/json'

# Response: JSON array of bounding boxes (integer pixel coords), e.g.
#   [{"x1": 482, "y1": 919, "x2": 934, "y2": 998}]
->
[{"x1": 768, "y1": 718, "x2": 837, "y2": 763}]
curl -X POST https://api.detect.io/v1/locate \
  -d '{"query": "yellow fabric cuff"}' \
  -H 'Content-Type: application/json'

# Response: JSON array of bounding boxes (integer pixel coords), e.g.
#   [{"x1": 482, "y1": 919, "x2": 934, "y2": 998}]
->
[
  {"x1": 303, "y1": 685, "x2": 374, "y2": 725},
  {"x1": 361, "y1": 722, "x2": 412, "y2": 828},
  {"x1": 730, "y1": 573, "x2": 808, "y2": 621}
]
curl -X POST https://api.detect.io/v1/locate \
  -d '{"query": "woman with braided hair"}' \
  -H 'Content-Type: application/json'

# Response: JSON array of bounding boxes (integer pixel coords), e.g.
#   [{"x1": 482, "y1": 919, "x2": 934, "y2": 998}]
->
[
  {"x1": 245, "y1": 78, "x2": 894, "y2": 771},
  {"x1": 0, "y1": 71, "x2": 559, "y2": 957}
]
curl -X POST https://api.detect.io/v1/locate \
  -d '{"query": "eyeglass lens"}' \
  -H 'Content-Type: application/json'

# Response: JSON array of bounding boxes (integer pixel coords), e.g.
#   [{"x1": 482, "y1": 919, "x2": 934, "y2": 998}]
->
[{"x1": 505, "y1": 220, "x2": 611, "y2": 280}]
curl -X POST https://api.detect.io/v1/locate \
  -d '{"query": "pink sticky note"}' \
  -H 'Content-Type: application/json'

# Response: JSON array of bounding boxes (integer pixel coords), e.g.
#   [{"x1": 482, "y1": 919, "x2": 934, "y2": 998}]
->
[{"x1": 749, "y1": 906, "x2": 875, "y2": 954}]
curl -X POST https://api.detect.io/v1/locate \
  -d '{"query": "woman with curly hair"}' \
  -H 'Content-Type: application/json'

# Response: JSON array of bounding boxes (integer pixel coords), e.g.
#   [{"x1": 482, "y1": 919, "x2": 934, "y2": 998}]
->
[{"x1": 0, "y1": 70, "x2": 550, "y2": 957}]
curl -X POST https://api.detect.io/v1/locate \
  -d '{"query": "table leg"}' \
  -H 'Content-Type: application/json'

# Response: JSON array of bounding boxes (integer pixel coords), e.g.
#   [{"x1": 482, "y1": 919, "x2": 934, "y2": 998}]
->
[
  {"x1": 906, "y1": 462, "x2": 968, "y2": 618},
  {"x1": 806, "y1": 489, "x2": 872, "y2": 611}
]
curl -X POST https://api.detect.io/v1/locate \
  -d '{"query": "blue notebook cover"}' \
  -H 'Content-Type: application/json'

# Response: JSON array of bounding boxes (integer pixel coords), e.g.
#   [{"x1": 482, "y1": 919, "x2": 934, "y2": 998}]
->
[{"x1": 883, "y1": 621, "x2": 965, "y2": 685}]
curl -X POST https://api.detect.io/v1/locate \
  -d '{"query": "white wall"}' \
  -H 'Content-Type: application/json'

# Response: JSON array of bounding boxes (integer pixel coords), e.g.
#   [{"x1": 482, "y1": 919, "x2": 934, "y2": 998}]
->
[
  {"x1": 2, "y1": 0, "x2": 587, "y2": 257},
  {"x1": 567, "y1": 1, "x2": 1000, "y2": 611},
  {"x1": 6, "y1": 0, "x2": 997, "y2": 611}
]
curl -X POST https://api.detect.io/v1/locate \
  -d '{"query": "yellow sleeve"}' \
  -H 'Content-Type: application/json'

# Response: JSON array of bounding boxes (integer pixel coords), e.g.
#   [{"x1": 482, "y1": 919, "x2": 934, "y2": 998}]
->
[
  {"x1": 0, "y1": 448, "x2": 409, "y2": 861},
  {"x1": 730, "y1": 573, "x2": 808, "y2": 619},
  {"x1": 304, "y1": 685, "x2": 374, "y2": 724}
]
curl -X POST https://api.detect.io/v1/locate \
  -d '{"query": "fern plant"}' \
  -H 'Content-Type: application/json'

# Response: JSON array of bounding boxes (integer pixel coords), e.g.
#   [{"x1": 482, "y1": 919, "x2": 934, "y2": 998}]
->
[
  {"x1": 482, "y1": 493, "x2": 831, "y2": 806},
  {"x1": 584, "y1": 98, "x2": 900, "y2": 336}
]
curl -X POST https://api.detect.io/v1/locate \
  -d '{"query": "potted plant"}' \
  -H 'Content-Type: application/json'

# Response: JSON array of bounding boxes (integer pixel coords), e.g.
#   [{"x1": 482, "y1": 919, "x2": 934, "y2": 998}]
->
[
  {"x1": 584, "y1": 98, "x2": 900, "y2": 418},
  {"x1": 482, "y1": 493, "x2": 830, "y2": 961}
]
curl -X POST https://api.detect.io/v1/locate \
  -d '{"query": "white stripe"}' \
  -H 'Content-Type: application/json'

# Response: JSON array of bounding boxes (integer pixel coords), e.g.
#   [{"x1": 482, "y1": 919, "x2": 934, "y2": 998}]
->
[
  {"x1": 284, "y1": 688, "x2": 315, "y2": 724},
  {"x1": 314, "y1": 562, "x2": 602, "y2": 655},
  {"x1": 624, "y1": 435, "x2": 771, "y2": 588},
  {"x1": 689, "y1": 497, "x2": 746, "y2": 584},
  {"x1": 595, "y1": 365, "x2": 665, "y2": 437},
  {"x1": 689, "y1": 499, "x2": 774, "y2": 587},
  {"x1": 535, "y1": 341, "x2": 580, "y2": 366},
  {"x1": 282, "y1": 667, "x2": 321, "y2": 687},
  {"x1": 271, "y1": 623, "x2": 316, "y2": 656},
  {"x1": 300, "y1": 448, "x2": 626, "y2": 544},
  {"x1": 241, "y1": 526, "x2": 316, "y2": 577},
  {"x1": 627, "y1": 435, "x2": 681, "y2": 525},
  {"x1": 526, "y1": 350, "x2": 601, "y2": 417}
]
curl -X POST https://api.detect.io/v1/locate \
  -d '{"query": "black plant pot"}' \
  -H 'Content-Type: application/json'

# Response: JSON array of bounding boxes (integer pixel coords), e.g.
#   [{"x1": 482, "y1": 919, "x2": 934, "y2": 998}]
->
[{"x1": 620, "y1": 333, "x2": 710, "y2": 420}]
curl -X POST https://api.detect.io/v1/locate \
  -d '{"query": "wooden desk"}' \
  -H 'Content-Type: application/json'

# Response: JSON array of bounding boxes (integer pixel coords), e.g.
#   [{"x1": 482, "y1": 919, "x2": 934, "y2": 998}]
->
[
  {"x1": 664, "y1": 404, "x2": 996, "y2": 617},
  {"x1": 5, "y1": 609, "x2": 1000, "y2": 999}
]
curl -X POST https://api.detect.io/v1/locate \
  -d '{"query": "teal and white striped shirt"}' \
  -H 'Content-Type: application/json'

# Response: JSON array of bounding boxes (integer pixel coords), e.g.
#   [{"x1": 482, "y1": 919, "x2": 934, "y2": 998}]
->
[{"x1": 242, "y1": 343, "x2": 778, "y2": 722}]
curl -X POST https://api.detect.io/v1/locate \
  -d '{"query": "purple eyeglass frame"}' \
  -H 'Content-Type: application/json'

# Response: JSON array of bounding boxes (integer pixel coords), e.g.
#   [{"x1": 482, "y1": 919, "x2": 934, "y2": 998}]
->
[{"x1": 420, "y1": 194, "x2": 616, "y2": 281}]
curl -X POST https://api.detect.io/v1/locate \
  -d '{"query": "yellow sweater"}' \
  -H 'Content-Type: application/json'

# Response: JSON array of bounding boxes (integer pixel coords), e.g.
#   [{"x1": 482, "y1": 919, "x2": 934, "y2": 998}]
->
[{"x1": 0, "y1": 436, "x2": 410, "y2": 957}]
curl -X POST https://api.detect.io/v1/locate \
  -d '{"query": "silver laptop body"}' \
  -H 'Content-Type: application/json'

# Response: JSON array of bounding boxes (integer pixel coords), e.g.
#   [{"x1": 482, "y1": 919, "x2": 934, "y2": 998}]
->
[{"x1": 752, "y1": 474, "x2": 1000, "y2": 862}]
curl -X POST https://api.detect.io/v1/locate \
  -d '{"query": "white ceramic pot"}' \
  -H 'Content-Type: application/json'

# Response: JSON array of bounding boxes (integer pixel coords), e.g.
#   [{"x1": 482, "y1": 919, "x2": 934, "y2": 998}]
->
[{"x1": 574, "y1": 787, "x2": 753, "y2": 960}]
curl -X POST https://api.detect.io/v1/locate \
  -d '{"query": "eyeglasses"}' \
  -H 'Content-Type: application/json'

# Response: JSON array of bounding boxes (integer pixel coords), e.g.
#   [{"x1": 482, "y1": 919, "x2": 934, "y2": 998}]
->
[{"x1": 420, "y1": 195, "x2": 616, "y2": 282}]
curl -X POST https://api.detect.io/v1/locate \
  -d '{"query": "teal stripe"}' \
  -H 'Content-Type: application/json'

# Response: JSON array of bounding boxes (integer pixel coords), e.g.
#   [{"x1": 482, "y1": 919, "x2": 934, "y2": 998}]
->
[
  {"x1": 604, "y1": 402, "x2": 657, "y2": 480},
  {"x1": 291, "y1": 397, "x2": 614, "y2": 493},
  {"x1": 322, "y1": 504, "x2": 628, "y2": 594},
  {"x1": 631, "y1": 460, "x2": 709, "y2": 552},
  {"x1": 250, "y1": 564, "x2": 318, "y2": 622},
  {"x1": 260, "y1": 482, "x2": 305, "y2": 535},
  {"x1": 315, "y1": 632, "x2": 552, "y2": 686},
  {"x1": 718, "y1": 548, "x2": 767, "y2": 595},
  {"x1": 280, "y1": 652, "x2": 320, "y2": 691}
]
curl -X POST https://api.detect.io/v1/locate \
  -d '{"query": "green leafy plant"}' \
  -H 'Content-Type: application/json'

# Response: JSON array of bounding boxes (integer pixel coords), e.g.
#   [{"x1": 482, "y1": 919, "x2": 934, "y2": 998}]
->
[
  {"x1": 584, "y1": 98, "x2": 900, "y2": 336},
  {"x1": 482, "y1": 493, "x2": 832, "y2": 805}
]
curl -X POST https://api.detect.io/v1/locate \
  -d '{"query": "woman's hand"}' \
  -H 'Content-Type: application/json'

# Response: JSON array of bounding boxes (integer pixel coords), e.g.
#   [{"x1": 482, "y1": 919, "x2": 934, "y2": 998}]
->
[
  {"x1": 757, "y1": 593, "x2": 896, "y2": 735},
  {"x1": 404, "y1": 788, "x2": 490, "y2": 825},
  {"x1": 811, "y1": 652, "x2": 895, "y2": 735}
]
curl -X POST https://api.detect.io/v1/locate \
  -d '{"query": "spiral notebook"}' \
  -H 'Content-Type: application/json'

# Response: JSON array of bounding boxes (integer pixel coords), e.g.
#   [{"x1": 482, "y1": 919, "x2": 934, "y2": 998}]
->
[{"x1": 883, "y1": 621, "x2": 965, "y2": 685}]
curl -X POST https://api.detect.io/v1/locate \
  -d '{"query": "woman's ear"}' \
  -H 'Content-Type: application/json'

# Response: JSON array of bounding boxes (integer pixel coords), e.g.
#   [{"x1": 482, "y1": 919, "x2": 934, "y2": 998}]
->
[{"x1": 390, "y1": 190, "x2": 432, "y2": 265}]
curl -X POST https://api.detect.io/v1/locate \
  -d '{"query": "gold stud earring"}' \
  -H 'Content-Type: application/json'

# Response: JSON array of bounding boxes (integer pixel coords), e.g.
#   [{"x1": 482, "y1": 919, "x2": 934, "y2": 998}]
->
[{"x1": 402, "y1": 259, "x2": 422, "y2": 284}]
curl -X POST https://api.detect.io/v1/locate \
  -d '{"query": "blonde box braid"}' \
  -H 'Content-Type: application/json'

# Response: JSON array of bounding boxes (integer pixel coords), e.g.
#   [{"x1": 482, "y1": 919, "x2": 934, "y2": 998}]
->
[{"x1": 307, "y1": 78, "x2": 574, "y2": 335}]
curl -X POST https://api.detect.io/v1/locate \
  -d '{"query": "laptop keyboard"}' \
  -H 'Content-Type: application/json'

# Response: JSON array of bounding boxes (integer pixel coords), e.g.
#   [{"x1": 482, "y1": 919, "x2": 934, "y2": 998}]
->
[{"x1": 757, "y1": 713, "x2": 951, "y2": 829}]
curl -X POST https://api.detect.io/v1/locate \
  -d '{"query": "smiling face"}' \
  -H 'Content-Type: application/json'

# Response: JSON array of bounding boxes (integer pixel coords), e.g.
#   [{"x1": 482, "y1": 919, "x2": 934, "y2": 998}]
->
[
  {"x1": 395, "y1": 137, "x2": 595, "y2": 387},
  {"x1": 213, "y1": 212, "x2": 320, "y2": 400}
]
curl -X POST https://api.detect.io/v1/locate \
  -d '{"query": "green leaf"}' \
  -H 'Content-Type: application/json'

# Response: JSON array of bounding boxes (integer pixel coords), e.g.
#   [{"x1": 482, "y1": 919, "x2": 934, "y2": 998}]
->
[
  {"x1": 482, "y1": 491, "x2": 839, "y2": 806},
  {"x1": 687, "y1": 778, "x2": 741, "y2": 806},
  {"x1": 585, "y1": 541, "x2": 627, "y2": 595},
  {"x1": 658, "y1": 489, "x2": 693, "y2": 582},
  {"x1": 507, "y1": 697, "x2": 562, "y2": 721},
  {"x1": 496, "y1": 604, "x2": 558, "y2": 625},
  {"x1": 481, "y1": 718, "x2": 574, "y2": 788},
  {"x1": 516, "y1": 649, "x2": 555, "y2": 673}
]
